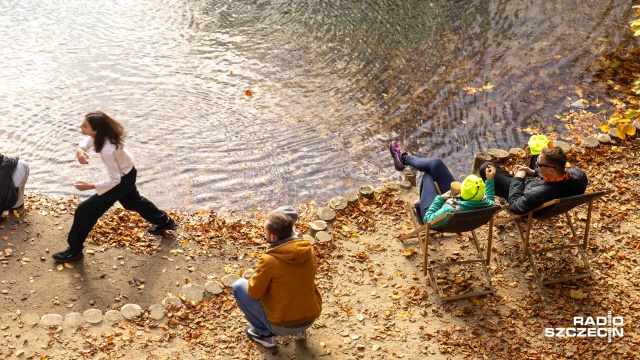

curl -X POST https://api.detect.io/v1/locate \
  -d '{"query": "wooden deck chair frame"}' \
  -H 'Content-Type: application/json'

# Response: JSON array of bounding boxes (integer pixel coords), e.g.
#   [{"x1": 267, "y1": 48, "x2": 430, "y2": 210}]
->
[
  {"x1": 495, "y1": 190, "x2": 610, "y2": 286},
  {"x1": 400, "y1": 203, "x2": 505, "y2": 301}
]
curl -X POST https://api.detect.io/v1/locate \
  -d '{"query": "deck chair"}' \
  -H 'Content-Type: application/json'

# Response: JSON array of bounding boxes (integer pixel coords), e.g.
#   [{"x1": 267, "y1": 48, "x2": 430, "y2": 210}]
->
[
  {"x1": 401, "y1": 203, "x2": 505, "y2": 301},
  {"x1": 495, "y1": 191, "x2": 609, "y2": 285}
]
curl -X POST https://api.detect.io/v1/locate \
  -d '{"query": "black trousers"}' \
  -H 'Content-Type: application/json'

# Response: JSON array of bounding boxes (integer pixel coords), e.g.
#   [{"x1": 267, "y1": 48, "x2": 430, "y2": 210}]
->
[
  {"x1": 479, "y1": 155, "x2": 538, "y2": 200},
  {"x1": 66, "y1": 167, "x2": 167, "y2": 250}
]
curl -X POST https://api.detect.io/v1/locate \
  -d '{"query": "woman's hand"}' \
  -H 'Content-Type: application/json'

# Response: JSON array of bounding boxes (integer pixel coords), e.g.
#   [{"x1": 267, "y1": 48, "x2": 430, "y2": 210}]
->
[
  {"x1": 485, "y1": 165, "x2": 496, "y2": 180},
  {"x1": 73, "y1": 181, "x2": 95, "y2": 191},
  {"x1": 76, "y1": 148, "x2": 89, "y2": 165}
]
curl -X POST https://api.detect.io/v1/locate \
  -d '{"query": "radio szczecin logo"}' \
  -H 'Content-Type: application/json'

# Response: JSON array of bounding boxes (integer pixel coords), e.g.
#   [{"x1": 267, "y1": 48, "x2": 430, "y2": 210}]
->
[{"x1": 545, "y1": 311, "x2": 624, "y2": 343}]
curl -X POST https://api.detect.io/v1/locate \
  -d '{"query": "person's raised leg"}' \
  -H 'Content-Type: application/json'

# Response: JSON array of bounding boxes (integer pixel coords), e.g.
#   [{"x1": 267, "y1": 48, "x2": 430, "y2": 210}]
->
[{"x1": 479, "y1": 162, "x2": 511, "y2": 199}]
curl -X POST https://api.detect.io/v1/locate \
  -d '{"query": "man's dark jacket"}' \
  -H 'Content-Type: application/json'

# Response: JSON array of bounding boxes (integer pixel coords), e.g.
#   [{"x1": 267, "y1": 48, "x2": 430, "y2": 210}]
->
[
  {"x1": 0, "y1": 154, "x2": 19, "y2": 212},
  {"x1": 509, "y1": 168, "x2": 588, "y2": 215}
]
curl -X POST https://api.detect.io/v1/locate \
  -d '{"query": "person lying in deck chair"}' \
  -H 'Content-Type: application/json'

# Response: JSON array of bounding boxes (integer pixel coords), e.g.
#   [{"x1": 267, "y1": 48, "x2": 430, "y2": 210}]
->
[
  {"x1": 478, "y1": 147, "x2": 588, "y2": 215},
  {"x1": 389, "y1": 141, "x2": 497, "y2": 228}
]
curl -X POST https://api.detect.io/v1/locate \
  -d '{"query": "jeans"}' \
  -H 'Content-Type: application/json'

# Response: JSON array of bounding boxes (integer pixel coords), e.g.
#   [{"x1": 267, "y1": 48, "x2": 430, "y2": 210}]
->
[
  {"x1": 66, "y1": 167, "x2": 168, "y2": 251},
  {"x1": 11, "y1": 160, "x2": 29, "y2": 208},
  {"x1": 404, "y1": 156, "x2": 455, "y2": 220},
  {"x1": 232, "y1": 278, "x2": 313, "y2": 336}
]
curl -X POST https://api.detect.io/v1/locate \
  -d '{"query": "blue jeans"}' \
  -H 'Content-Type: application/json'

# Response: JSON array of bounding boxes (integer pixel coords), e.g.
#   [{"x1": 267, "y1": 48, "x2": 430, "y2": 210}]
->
[
  {"x1": 233, "y1": 278, "x2": 275, "y2": 336},
  {"x1": 404, "y1": 156, "x2": 455, "y2": 220},
  {"x1": 233, "y1": 278, "x2": 313, "y2": 336}
]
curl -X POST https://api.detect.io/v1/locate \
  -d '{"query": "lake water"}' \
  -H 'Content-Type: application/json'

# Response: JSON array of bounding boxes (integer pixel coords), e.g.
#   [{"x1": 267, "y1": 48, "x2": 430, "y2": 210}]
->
[{"x1": 0, "y1": 0, "x2": 636, "y2": 211}]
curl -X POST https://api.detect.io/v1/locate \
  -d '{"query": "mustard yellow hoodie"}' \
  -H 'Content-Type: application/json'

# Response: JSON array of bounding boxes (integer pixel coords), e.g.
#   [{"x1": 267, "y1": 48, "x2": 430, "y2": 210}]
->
[{"x1": 247, "y1": 239, "x2": 322, "y2": 326}]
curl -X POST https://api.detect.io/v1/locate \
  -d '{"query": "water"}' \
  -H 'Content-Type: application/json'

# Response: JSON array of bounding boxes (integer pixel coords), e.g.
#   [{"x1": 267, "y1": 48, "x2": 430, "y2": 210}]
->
[{"x1": 0, "y1": 0, "x2": 636, "y2": 211}]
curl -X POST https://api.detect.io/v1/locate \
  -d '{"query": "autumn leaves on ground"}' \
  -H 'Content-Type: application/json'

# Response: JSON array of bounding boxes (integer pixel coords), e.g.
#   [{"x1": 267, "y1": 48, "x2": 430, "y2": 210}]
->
[{"x1": 0, "y1": 131, "x2": 638, "y2": 359}]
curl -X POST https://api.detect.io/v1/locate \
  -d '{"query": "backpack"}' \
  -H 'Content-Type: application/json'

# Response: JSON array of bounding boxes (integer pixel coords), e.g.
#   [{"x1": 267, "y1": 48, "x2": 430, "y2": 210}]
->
[{"x1": 0, "y1": 156, "x2": 19, "y2": 212}]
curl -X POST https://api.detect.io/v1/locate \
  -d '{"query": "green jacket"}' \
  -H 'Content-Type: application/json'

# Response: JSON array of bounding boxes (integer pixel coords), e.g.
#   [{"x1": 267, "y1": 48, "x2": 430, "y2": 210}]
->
[{"x1": 423, "y1": 179, "x2": 495, "y2": 229}]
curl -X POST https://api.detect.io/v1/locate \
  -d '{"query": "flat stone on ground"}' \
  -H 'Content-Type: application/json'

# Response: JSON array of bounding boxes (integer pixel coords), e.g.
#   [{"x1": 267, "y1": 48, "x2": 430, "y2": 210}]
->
[
  {"x1": 64, "y1": 312, "x2": 84, "y2": 328},
  {"x1": 205, "y1": 280, "x2": 224, "y2": 294},
  {"x1": 552, "y1": 141, "x2": 571, "y2": 152},
  {"x1": 343, "y1": 191, "x2": 358, "y2": 204},
  {"x1": 302, "y1": 234, "x2": 315, "y2": 245},
  {"x1": 329, "y1": 196, "x2": 348, "y2": 210},
  {"x1": 596, "y1": 133, "x2": 611, "y2": 143},
  {"x1": 23, "y1": 313, "x2": 40, "y2": 326},
  {"x1": 582, "y1": 137, "x2": 600, "y2": 148},
  {"x1": 104, "y1": 310, "x2": 123, "y2": 323},
  {"x1": 222, "y1": 274, "x2": 240, "y2": 288},
  {"x1": 1, "y1": 313, "x2": 18, "y2": 323},
  {"x1": 40, "y1": 313, "x2": 63, "y2": 327},
  {"x1": 315, "y1": 231, "x2": 332, "y2": 243},
  {"x1": 182, "y1": 283, "x2": 205, "y2": 301},
  {"x1": 148, "y1": 304, "x2": 165, "y2": 320},
  {"x1": 121, "y1": 304, "x2": 142, "y2": 320},
  {"x1": 317, "y1": 207, "x2": 336, "y2": 222},
  {"x1": 242, "y1": 269, "x2": 255, "y2": 279},
  {"x1": 162, "y1": 296, "x2": 182, "y2": 308},
  {"x1": 83, "y1": 309, "x2": 103, "y2": 324}
]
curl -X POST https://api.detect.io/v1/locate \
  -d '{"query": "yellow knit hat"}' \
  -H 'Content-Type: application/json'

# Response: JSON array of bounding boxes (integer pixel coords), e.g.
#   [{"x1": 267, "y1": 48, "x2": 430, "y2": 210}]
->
[{"x1": 460, "y1": 175, "x2": 485, "y2": 201}]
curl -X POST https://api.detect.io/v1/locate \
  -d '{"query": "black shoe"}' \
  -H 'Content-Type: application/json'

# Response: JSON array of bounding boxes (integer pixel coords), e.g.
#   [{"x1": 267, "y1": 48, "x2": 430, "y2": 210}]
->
[
  {"x1": 147, "y1": 218, "x2": 177, "y2": 234},
  {"x1": 245, "y1": 326, "x2": 277, "y2": 348},
  {"x1": 52, "y1": 247, "x2": 83, "y2": 262}
]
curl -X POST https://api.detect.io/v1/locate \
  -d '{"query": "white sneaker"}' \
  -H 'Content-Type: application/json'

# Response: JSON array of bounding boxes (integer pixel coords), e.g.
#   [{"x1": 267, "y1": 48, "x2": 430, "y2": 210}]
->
[
  {"x1": 292, "y1": 331, "x2": 306, "y2": 340},
  {"x1": 245, "y1": 326, "x2": 277, "y2": 348}
]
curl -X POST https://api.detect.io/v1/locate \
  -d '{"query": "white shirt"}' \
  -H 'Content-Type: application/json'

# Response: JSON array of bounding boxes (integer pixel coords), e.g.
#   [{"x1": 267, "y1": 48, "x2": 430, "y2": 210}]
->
[{"x1": 79, "y1": 136, "x2": 135, "y2": 195}]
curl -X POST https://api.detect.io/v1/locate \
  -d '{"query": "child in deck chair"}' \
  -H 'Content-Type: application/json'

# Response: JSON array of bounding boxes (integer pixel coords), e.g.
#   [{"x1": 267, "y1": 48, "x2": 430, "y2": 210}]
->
[{"x1": 389, "y1": 141, "x2": 496, "y2": 229}]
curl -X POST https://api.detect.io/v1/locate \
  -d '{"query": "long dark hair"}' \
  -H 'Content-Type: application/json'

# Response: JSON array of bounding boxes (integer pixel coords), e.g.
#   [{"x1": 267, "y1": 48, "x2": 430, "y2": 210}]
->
[{"x1": 85, "y1": 111, "x2": 126, "y2": 153}]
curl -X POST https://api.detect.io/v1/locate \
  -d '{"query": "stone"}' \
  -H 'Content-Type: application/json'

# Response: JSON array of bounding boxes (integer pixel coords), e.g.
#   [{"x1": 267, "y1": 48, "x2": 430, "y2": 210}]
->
[
  {"x1": 571, "y1": 99, "x2": 589, "y2": 109},
  {"x1": 148, "y1": 304, "x2": 165, "y2": 320},
  {"x1": 181, "y1": 283, "x2": 205, "y2": 301},
  {"x1": 64, "y1": 312, "x2": 84, "y2": 328},
  {"x1": 486, "y1": 148, "x2": 509, "y2": 160},
  {"x1": 317, "y1": 207, "x2": 336, "y2": 222},
  {"x1": 222, "y1": 274, "x2": 240, "y2": 288},
  {"x1": 23, "y1": 313, "x2": 39, "y2": 326},
  {"x1": 162, "y1": 296, "x2": 182, "y2": 308},
  {"x1": 242, "y1": 269, "x2": 255, "y2": 279},
  {"x1": 302, "y1": 234, "x2": 315, "y2": 245},
  {"x1": 633, "y1": 120, "x2": 640, "y2": 129},
  {"x1": 552, "y1": 141, "x2": 571, "y2": 152},
  {"x1": 1, "y1": 313, "x2": 18, "y2": 323},
  {"x1": 83, "y1": 309, "x2": 103, "y2": 324},
  {"x1": 205, "y1": 280, "x2": 224, "y2": 294},
  {"x1": 329, "y1": 196, "x2": 348, "y2": 211},
  {"x1": 509, "y1": 148, "x2": 526, "y2": 157},
  {"x1": 582, "y1": 137, "x2": 600, "y2": 148},
  {"x1": 120, "y1": 304, "x2": 142, "y2": 320},
  {"x1": 40, "y1": 313, "x2": 63, "y2": 327},
  {"x1": 608, "y1": 128, "x2": 621, "y2": 139},
  {"x1": 470, "y1": 152, "x2": 491, "y2": 175},
  {"x1": 403, "y1": 170, "x2": 416, "y2": 187},
  {"x1": 398, "y1": 180, "x2": 412, "y2": 189},
  {"x1": 104, "y1": 310, "x2": 123, "y2": 323},
  {"x1": 359, "y1": 185, "x2": 375, "y2": 199},
  {"x1": 596, "y1": 133, "x2": 611, "y2": 143},
  {"x1": 315, "y1": 231, "x2": 332, "y2": 243},
  {"x1": 343, "y1": 192, "x2": 358, "y2": 204},
  {"x1": 309, "y1": 220, "x2": 328, "y2": 237}
]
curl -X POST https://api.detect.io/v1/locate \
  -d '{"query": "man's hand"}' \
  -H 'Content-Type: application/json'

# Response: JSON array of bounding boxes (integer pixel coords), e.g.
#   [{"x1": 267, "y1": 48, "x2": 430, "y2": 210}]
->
[
  {"x1": 485, "y1": 165, "x2": 496, "y2": 180},
  {"x1": 76, "y1": 148, "x2": 89, "y2": 165},
  {"x1": 73, "y1": 181, "x2": 94, "y2": 191},
  {"x1": 441, "y1": 190, "x2": 451, "y2": 200},
  {"x1": 513, "y1": 165, "x2": 534, "y2": 178}
]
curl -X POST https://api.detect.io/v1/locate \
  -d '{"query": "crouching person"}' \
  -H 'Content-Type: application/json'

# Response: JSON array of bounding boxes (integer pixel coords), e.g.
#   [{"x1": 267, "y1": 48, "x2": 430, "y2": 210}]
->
[{"x1": 233, "y1": 208, "x2": 322, "y2": 348}]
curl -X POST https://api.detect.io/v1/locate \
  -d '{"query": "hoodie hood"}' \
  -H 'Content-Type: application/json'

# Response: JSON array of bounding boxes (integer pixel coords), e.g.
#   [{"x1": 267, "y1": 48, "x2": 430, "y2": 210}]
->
[{"x1": 266, "y1": 239, "x2": 312, "y2": 264}]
